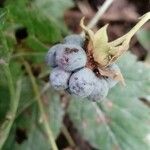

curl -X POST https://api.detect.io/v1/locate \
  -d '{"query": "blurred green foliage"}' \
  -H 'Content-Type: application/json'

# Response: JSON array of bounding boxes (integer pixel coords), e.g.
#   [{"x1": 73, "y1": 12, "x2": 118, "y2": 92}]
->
[
  {"x1": 0, "y1": 0, "x2": 150, "y2": 150},
  {"x1": 0, "y1": 0, "x2": 72, "y2": 149},
  {"x1": 137, "y1": 29, "x2": 150, "y2": 52}
]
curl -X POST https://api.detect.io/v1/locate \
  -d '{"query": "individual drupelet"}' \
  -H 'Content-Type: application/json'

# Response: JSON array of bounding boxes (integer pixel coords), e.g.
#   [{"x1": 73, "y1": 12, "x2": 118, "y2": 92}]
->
[
  {"x1": 49, "y1": 67, "x2": 71, "y2": 90},
  {"x1": 106, "y1": 63, "x2": 120, "y2": 88},
  {"x1": 63, "y1": 34, "x2": 84, "y2": 47},
  {"x1": 56, "y1": 44, "x2": 87, "y2": 71},
  {"x1": 88, "y1": 78, "x2": 109, "y2": 101},
  {"x1": 46, "y1": 44, "x2": 64, "y2": 67},
  {"x1": 69, "y1": 68, "x2": 96, "y2": 98}
]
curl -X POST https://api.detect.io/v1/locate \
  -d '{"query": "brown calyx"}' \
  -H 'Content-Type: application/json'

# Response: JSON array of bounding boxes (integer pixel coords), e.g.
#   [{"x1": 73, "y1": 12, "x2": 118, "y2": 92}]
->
[{"x1": 83, "y1": 38, "x2": 101, "y2": 77}]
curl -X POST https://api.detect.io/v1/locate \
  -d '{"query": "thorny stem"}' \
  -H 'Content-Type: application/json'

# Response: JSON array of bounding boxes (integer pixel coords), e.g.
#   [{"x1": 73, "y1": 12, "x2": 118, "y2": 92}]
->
[
  {"x1": 109, "y1": 12, "x2": 150, "y2": 47},
  {"x1": 23, "y1": 60, "x2": 58, "y2": 150}
]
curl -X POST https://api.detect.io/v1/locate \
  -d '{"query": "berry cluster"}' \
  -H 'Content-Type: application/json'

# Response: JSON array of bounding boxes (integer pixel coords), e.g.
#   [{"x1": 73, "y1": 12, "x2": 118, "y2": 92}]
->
[{"x1": 46, "y1": 34, "x2": 120, "y2": 101}]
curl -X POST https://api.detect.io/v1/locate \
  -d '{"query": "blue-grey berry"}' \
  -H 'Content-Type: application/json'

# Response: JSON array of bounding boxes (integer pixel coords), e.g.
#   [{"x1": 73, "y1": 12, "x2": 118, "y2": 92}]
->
[
  {"x1": 69, "y1": 68, "x2": 96, "y2": 98},
  {"x1": 106, "y1": 63, "x2": 120, "y2": 88},
  {"x1": 46, "y1": 44, "x2": 64, "y2": 67},
  {"x1": 56, "y1": 44, "x2": 87, "y2": 71},
  {"x1": 49, "y1": 67, "x2": 71, "y2": 90},
  {"x1": 88, "y1": 78, "x2": 109, "y2": 101},
  {"x1": 63, "y1": 34, "x2": 84, "y2": 47}
]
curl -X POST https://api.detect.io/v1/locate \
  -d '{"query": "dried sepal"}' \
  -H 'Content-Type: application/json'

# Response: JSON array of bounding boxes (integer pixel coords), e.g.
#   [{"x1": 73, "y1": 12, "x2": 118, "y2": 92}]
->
[
  {"x1": 80, "y1": 18, "x2": 112, "y2": 67},
  {"x1": 81, "y1": 12, "x2": 150, "y2": 67},
  {"x1": 80, "y1": 17, "x2": 94, "y2": 42},
  {"x1": 80, "y1": 12, "x2": 150, "y2": 84},
  {"x1": 93, "y1": 24, "x2": 111, "y2": 67},
  {"x1": 80, "y1": 18, "x2": 94, "y2": 55},
  {"x1": 107, "y1": 41, "x2": 130, "y2": 66},
  {"x1": 80, "y1": 18, "x2": 125, "y2": 83},
  {"x1": 98, "y1": 67, "x2": 125, "y2": 85}
]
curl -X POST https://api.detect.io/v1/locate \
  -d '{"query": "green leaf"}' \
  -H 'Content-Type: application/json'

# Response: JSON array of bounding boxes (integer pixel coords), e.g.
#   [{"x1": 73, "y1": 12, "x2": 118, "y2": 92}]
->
[
  {"x1": 9, "y1": 61, "x2": 23, "y2": 83},
  {"x1": 68, "y1": 52, "x2": 150, "y2": 150},
  {"x1": 0, "y1": 61, "x2": 22, "y2": 123},
  {"x1": 0, "y1": 86, "x2": 10, "y2": 122},
  {"x1": 31, "y1": 0, "x2": 74, "y2": 40},
  {"x1": 5, "y1": 0, "x2": 73, "y2": 44},
  {"x1": 33, "y1": 0, "x2": 73, "y2": 19},
  {"x1": 42, "y1": 87, "x2": 64, "y2": 137},
  {"x1": 6, "y1": 0, "x2": 62, "y2": 43},
  {"x1": 24, "y1": 36, "x2": 47, "y2": 63},
  {"x1": 16, "y1": 77, "x2": 35, "y2": 116},
  {"x1": 0, "y1": 28, "x2": 9, "y2": 60},
  {"x1": 136, "y1": 29, "x2": 150, "y2": 51},
  {"x1": 2, "y1": 104, "x2": 47, "y2": 150}
]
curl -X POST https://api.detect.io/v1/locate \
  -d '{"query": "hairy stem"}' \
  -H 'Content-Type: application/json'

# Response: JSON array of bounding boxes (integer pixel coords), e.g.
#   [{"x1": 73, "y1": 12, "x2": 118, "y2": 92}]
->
[{"x1": 23, "y1": 61, "x2": 58, "y2": 150}]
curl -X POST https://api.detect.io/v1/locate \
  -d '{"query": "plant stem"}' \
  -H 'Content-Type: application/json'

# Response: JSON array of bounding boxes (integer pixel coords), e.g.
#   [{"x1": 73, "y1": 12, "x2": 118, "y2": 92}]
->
[
  {"x1": 23, "y1": 61, "x2": 58, "y2": 150},
  {"x1": 87, "y1": 0, "x2": 113, "y2": 29},
  {"x1": 80, "y1": 0, "x2": 113, "y2": 36},
  {"x1": 109, "y1": 12, "x2": 150, "y2": 46},
  {"x1": 0, "y1": 71, "x2": 22, "y2": 150},
  {"x1": 62, "y1": 124, "x2": 76, "y2": 147},
  {"x1": 16, "y1": 82, "x2": 50, "y2": 118}
]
